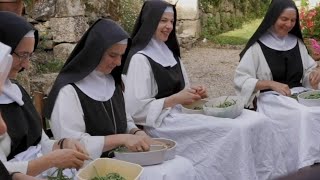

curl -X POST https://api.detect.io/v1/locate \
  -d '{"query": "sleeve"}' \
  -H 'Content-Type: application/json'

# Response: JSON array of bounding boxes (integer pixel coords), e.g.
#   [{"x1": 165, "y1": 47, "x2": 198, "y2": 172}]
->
[
  {"x1": 50, "y1": 85, "x2": 105, "y2": 159},
  {"x1": 234, "y1": 45, "x2": 260, "y2": 107},
  {"x1": 126, "y1": 114, "x2": 138, "y2": 133},
  {"x1": 40, "y1": 130, "x2": 55, "y2": 155},
  {"x1": 0, "y1": 133, "x2": 28, "y2": 174},
  {"x1": 299, "y1": 40, "x2": 318, "y2": 88},
  {"x1": 123, "y1": 54, "x2": 171, "y2": 128}
]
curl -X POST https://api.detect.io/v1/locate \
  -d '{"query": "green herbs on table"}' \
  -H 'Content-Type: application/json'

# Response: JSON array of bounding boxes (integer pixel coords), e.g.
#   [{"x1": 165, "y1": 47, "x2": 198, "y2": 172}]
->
[
  {"x1": 216, "y1": 97, "x2": 237, "y2": 108},
  {"x1": 193, "y1": 106, "x2": 203, "y2": 110},
  {"x1": 304, "y1": 93, "x2": 320, "y2": 99},
  {"x1": 290, "y1": 93, "x2": 299, "y2": 100},
  {"x1": 47, "y1": 168, "x2": 73, "y2": 180},
  {"x1": 92, "y1": 165, "x2": 126, "y2": 180},
  {"x1": 91, "y1": 172, "x2": 126, "y2": 180}
]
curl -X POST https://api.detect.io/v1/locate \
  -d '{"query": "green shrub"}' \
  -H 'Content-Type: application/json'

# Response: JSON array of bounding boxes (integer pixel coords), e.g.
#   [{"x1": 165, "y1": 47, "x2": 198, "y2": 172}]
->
[{"x1": 119, "y1": 0, "x2": 143, "y2": 34}]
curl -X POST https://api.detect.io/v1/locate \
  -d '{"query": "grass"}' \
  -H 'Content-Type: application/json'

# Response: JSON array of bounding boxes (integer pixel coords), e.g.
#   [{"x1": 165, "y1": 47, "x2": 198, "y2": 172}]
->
[{"x1": 211, "y1": 19, "x2": 262, "y2": 45}]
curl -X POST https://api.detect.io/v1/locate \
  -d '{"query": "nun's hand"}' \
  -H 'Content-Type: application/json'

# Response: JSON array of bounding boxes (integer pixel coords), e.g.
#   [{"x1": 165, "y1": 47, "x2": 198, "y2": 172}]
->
[
  {"x1": 309, "y1": 70, "x2": 320, "y2": 89},
  {"x1": 48, "y1": 149, "x2": 90, "y2": 169},
  {"x1": 270, "y1": 81, "x2": 291, "y2": 96},
  {"x1": 124, "y1": 135, "x2": 150, "y2": 152},
  {"x1": 164, "y1": 88, "x2": 201, "y2": 108},
  {"x1": 175, "y1": 88, "x2": 201, "y2": 105},
  {"x1": 191, "y1": 85, "x2": 208, "y2": 98},
  {"x1": 62, "y1": 138, "x2": 89, "y2": 156}
]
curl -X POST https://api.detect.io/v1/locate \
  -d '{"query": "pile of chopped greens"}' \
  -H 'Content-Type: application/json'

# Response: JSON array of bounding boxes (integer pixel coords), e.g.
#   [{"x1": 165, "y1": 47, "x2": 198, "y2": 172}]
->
[
  {"x1": 216, "y1": 97, "x2": 237, "y2": 108},
  {"x1": 304, "y1": 93, "x2": 320, "y2": 99},
  {"x1": 193, "y1": 106, "x2": 203, "y2": 110},
  {"x1": 91, "y1": 173, "x2": 126, "y2": 180},
  {"x1": 92, "y1": 165, "x2": 126, "y2": 180}
]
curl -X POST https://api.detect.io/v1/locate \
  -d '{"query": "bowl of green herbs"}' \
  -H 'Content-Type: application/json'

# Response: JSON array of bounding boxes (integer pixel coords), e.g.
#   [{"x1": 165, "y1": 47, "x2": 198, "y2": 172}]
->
[
  {"x1": 297, "y1": 90, "x2": 320, "y2": 107},
  {"x1": 203, "y1": 96, "x2": 244, "y2": 118},
  {"x1": 77, "y1": 158, "x2": 143, "y2": 180}
]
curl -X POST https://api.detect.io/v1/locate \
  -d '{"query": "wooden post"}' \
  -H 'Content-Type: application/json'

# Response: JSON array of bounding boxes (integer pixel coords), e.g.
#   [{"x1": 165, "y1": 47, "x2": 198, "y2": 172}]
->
[{"x1": 33, "y1": 91, "x2": 44, "y2": 127}]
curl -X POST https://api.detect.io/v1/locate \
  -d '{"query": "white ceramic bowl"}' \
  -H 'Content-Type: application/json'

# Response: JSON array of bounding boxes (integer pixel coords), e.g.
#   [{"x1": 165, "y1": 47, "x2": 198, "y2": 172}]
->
[
  {"x1": 203, "y1": 96, "x2": 244, "y2": 119},
  {"x1": 297, "y1": 90, "x2": 320, "y2": 107},
  {"x1": 153, "y1": 138, "x2": 177, "y2": 161},
  {"x1": 114, "y1": 145, "x2": 167, "y2": 166},
  {"x1": 77, "y1": 158, "x2": 143, "y2": 180},
  {"x1": 181, "y1": 99, "x2": 208, "y2": 114}
]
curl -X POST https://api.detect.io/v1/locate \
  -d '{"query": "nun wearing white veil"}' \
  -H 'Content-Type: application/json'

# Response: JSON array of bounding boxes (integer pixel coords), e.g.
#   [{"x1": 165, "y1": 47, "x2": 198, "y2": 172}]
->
[
  {"x1": 122, "y1": 1, "x2": 282, "y2": 180},
  {"x1": 234, "y1": 0, "x2": 320, "y2": 173}
]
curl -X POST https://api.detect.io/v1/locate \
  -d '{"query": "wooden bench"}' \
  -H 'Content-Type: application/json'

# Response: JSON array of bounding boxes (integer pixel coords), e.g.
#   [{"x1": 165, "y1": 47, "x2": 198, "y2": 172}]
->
[{"x1": 33, "y1": 91, "x2": 53, "y2": 138}]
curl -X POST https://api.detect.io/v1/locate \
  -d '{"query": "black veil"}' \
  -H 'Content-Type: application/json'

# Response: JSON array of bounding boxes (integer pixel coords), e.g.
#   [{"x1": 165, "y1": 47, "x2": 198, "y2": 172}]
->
[
  {"x1": 240, "y1": 0, "x2": 303, "y2": 59},
  {"x1": 122, "y1": 0, "x2": 180, "y2": 74},
  {"x1": 45, "y1": 19, "x2": 131, "y2": 118}
]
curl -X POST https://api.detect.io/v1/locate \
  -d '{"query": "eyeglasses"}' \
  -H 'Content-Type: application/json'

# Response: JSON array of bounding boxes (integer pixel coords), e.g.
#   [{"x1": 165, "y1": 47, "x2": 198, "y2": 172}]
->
[{"x1": 13, "y1": 52, "x2": 33, "y2": 61}]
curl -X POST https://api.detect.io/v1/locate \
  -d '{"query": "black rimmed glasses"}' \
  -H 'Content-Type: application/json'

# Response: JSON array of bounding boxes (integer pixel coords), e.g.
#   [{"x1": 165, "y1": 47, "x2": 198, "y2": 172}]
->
[{"x1": 13, "y1": 52, "x2": 33, "y2": 61}]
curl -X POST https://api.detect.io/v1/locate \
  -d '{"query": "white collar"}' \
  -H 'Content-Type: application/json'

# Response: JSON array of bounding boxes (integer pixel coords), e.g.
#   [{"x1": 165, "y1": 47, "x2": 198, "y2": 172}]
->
[
  {"x1": 75, "y1": 70, "x2": 115, "y2": 101},
  {"x1": 259, "y1": 29, "x2": 297, "y2": 51},
  {"x1": 139, "y1": 38, "x2": 177, "y2": 67},
  {"x1": 0, "y1": 79, "x2": 24, "y2": 106}
]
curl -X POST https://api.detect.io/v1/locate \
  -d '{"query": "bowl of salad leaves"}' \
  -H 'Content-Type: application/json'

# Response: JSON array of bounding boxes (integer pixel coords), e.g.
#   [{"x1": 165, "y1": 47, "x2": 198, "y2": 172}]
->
[
  {"x1": 203, "y1": 96, "x2": 244, "y2": 118},
  {"x1": 297, "y1": 90, "x2": 320, "y2": 107},
  {"x1": 77, "y1": 158, "x2": 143, "y2": 180}
]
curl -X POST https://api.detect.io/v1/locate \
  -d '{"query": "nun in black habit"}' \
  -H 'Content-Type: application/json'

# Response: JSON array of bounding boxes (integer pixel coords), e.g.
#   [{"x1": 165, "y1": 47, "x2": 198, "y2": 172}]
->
[
  {"x1": 234, "y1": 0, "x2": 320, "y2": 172},
  {"x1": 122, "y1": 1, "x2": 282, "y2": 180},
  {"x1": 0, "y1": 11, "x2": 89, "y2": 178},
  {"x1": 0, "y1": 42, "x2": 39, "y2": 180},
  {"x1": 235, "y1": 0, "x2": 320, "y2": 107},
  {"x1": 46, "y1": 18, "x2": 196, "y2": 180}
]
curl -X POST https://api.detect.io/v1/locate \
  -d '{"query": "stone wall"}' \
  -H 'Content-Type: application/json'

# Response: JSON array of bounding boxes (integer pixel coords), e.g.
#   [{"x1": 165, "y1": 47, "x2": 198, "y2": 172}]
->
[{"x1": 22, "y1": 0, "x2": 200, "y2": 94}]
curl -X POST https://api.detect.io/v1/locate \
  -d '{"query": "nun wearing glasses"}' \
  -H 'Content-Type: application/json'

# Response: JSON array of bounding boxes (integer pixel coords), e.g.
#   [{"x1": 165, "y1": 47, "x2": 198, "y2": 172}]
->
[
  {"x1": 46, "y1": 18, "x2": 196, "y2": 180},
  {"x1": 0, "y1": 42, "x2": 40, "y2": 180},
  {"x1": 0, "y1": 12, "x2": 89, "y2": 179}
]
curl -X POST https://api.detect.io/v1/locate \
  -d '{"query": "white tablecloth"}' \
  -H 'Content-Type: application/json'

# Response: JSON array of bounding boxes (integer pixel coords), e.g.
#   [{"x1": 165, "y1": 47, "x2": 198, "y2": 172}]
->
[
  {"x1": 145, "y1": 108, "x2": 276, "y2": 180},
  {"x1": 258, "y1": 88, "x2": 320, "y2": 176},
  {"x1": 140, "y1": 155, "x2": 196, "y2": 180}
]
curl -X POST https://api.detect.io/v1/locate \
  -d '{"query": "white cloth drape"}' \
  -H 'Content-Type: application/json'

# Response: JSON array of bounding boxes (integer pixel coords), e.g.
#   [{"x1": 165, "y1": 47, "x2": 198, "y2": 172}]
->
[
  {"x1": 257, "y1": 88, "x2": 320, "y2": 171},
  {"x1": 123, "y1": 54, "x2": 280, "y2": 180}
]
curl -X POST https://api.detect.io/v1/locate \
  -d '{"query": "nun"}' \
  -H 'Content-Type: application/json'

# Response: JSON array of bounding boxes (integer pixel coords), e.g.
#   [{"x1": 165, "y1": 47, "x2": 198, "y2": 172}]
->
[
  {"x1": 0, "y1": 12, "x2": 89, "y2": 178},
  {"x1": 0, "y1": 42, "x2": 38, "y2": 180},
  {"x1": 46, "y1": 18, "x2": 196, "y2": 180},
  {"x1": 234, "y1": 0, "x2": 320, "y2": 173},
  {"x1": 121, "y1": 1, "x2": 284, "y2": 180}
]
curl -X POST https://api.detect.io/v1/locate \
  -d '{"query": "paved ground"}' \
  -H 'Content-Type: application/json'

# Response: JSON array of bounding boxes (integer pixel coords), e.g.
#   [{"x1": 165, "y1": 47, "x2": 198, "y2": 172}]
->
[{"x1": 181, "y1": 46, "x2": 242, "y2": 99}]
